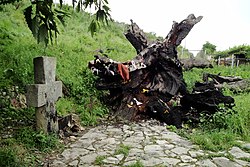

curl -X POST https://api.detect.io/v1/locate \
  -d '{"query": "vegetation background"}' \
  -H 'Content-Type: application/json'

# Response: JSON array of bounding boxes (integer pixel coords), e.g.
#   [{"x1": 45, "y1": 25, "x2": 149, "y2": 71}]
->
[{"x1": 0, "y1": 1, "x2": 249, "y2": 166}]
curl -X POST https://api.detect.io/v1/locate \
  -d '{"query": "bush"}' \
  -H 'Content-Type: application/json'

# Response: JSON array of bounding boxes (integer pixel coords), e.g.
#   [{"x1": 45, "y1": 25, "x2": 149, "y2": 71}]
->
[
  {"x1": 15, "y1": 127, "x2": 61, "y2": 152},
  {"x1": 0, "y1": 147, "x2": 20, "y2": 167}
]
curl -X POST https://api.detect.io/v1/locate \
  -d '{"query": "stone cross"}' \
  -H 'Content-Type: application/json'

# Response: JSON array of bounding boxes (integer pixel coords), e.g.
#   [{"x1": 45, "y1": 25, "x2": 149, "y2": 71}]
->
[{"x1": 26, "y1": 56, "x2": 62, "y2": 133}]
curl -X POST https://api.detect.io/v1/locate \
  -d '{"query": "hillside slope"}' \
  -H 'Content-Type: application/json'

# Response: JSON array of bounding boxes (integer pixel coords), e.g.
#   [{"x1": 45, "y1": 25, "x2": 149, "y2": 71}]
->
[{"x1": 0, "y1": 2, "x2": 139, "y2": 125}]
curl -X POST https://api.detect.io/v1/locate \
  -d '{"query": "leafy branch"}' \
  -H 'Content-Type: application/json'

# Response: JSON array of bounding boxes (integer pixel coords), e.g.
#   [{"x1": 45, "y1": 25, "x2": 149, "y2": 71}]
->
[{"x1": 24, "y1": 0, "x2": 70, "y2": 46}]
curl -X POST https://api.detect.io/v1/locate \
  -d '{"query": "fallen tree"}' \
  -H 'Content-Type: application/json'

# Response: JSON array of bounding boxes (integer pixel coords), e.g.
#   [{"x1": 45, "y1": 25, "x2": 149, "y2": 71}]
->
[{"x1": 88, "y1": 14, "x2": 235, "y2": 128}]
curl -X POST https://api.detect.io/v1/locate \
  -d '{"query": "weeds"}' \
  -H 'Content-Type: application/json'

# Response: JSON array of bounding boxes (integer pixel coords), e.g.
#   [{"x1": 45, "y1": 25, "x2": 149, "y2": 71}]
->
[
  {"x1": 125, "y1": 160, "x2": 144, "y2": 167},
  {"x1": 114, "y1": 144, "x2": 131, "y2": 156},
  {"x1": 95, "y1": 155, "x2": 107, "y2": 165}
]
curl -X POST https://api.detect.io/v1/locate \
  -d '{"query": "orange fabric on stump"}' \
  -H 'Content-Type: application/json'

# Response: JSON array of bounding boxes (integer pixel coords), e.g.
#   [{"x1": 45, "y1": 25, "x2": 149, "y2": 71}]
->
[{"x1": 117, "y1": 63, "x2": 130, "y2": 81}]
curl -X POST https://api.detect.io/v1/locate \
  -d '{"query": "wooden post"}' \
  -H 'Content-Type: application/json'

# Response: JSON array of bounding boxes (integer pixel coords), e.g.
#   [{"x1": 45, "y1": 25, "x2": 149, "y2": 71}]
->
[
  {"x1": 231, "y1": 54, "x2": 234, "y2": 68},
  {"x1": 26, "y1": 56, "x2": 62, "y2": 133}
]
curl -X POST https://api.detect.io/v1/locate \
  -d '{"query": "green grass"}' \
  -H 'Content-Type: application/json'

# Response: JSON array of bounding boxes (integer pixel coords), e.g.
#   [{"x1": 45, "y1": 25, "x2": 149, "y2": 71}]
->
[
  {"x1": 94, "y1": 155, "x2": 107, "y2": 165},
  {"x1": 125, "y1": 160, "x2": 144, "y2": 167},
  {"x1": 0, "y1": 3, "x2": 135, "y2": 166},
  {"x1": 114, "y1": 144, "x2": 131, "y2": 156},
  {"x1": 182, "y1": 65, "x2": 250, "y2": 151}
]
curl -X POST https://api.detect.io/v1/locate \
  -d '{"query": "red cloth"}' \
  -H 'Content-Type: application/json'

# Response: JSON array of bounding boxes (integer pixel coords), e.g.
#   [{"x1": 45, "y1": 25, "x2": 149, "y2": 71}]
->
[{"x1": 117, "y1": 63, "x2": 130, "y2": 81}]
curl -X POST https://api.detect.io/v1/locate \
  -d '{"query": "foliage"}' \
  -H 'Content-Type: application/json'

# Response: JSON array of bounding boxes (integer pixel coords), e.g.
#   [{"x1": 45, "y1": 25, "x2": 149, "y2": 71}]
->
[
  {"x1": 0, "y1": 127, "x2": 62, "y2": 166},
  {"x1": 0, "y1": 147, "x2": 21, "y2": 167},
  {"x1": 94, "y1": 155, "x2": 107, "y2": 165},
  {"x1": 202, "y1": 41, "x2": 216, "y2": 55},
  {"x1": 23, "y1": 0, "x2": 70, "y2": 46},
  {"x1": 125, "y1": 160, "x2": 144, "y2": 167},
  {"x1": 114, "y1": 144, "x2": 130, "y2": 156},
  {"x1": 214, "y1": 44, "x2": 250, "y2": 59},
  {"x1": 15, "y1": 127, "x2": 61, "y2": 152},
  {"x1": 0, "y1": 0, "x2": 20, "y2": 5}
]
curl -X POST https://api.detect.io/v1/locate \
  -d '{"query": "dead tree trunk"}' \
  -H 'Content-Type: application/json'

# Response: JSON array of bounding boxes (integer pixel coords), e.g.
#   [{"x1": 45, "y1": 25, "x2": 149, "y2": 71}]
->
[{"x1": 88, "y1": 14, "x2": 204, "y2": 127}]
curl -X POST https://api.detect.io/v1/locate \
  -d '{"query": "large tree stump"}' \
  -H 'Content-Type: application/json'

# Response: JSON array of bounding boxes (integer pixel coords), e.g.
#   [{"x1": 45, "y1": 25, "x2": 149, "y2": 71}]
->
[{"x1": 88, "y1": 14, "x2": 204, "y2": 127}]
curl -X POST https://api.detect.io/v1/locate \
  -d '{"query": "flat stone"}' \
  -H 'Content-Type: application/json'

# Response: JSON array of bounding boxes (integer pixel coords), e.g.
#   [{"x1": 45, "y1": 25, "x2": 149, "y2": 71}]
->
[
  {"x1": 161, "y1": 157, "x2": 181, "y2": 166},
  {"x1": 242, "y1": 143, "x2": 250, "y2": 150},
  {"x1": 102, "y1": 157, "x2": 119, "y2": 164},
  {"x1": 123, "y1": 160, "x2": 138, "y2": 166},
  {"x1": 128, "y1": 148, "x2": 144, "y2": 157},
  {"x1": 50, "y1": 160, "x2": 67, "y2": 167},
  {"x1": 155, "y1": 139, "x2": 170, "y2": 146},
  {"x1": 212, "y1": 157, "x2": 241, "y2": 167},
  {"x1": 70, "y1": 139, "x2": 92, "y2": 148},
  {"x1": 180, "y1": 155, "x2": 197, "y2": 163},
  {"x1": 178, "y1": 163, "x2": 195, "y2": 167},
  {"x1": 61, "y1": 148, "x2": 89, "y2": 161},
  {"x1": 196, "y1": 159, "x2": 217, "y2": 167},
  {"x1": 115, "y1": 154, "x2": 124, "y2": 161},
  {"x1": 83, "y1": 131, "x2": 107, "y2": 140},
  {"x1": 229, "y1": 146, "x2": 250, "y2": 159},
  {"x1": 68, "y1": 159, "x2": 78, "y2": 166},
  {"x1": 140, "y1": 157, "x2": 163, "y2": 166},
  {"x1": 144, "y1": 144, "x2": 163, "y2": 152},
  {"x1": 171, "y1": 147, "x2": 189, "y2": 155},
  {"x1": 79, "y1": 153, "x2": 98, "y2": 164},
  {"x1": 164, "y1": 150, "x2": 177, "y2": 157},
  {"x1": 234, "y1": 159, "x2": 250, "y2": 166},
  {"x1": 188, "y1": 150, "x2": 205, "y2": 158}
]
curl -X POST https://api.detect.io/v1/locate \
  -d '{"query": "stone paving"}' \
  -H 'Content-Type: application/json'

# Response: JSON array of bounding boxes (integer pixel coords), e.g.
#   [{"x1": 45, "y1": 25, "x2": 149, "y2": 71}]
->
[{"x1": 50, "y1": 120, "x2": 250, "y2": 167}]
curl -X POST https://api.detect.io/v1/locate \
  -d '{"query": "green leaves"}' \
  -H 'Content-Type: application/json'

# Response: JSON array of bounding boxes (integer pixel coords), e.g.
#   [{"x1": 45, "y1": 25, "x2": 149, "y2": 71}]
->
[
  {"x1": 77, "y1": 0, "x2": 112, "y2": 36},
  {"x1": 88, "y1": 19, "x2": 100, "y2": 36},
  {"x1": 23, "y1": 0, "x2": 69, "y2": 46}
]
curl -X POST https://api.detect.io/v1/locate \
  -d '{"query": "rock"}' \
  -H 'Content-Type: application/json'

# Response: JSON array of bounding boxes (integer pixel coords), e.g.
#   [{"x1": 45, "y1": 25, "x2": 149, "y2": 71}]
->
[
  {"x1": 212, "y1": 157, "x2": 241, "y2": 167},
  {"x1": 242, "y1": 143, "x2": 250, "y2": 150},
  {"x1": 171, "y1": 147, "x2": 189, "y2": 155},
  {"x1": 196, "y1": 159, "x2": 217, "y2": 167},
  {"x1": 68, "y1": 159, "x2": 78, "y2": 166},
  {"x1": 102, "y1": 157, "x2": 119, "y2": 164},
  {"x1": 180, "y1": 155, "x2": 197, "y2": 163},
  {"x1": 229, "y1": 146, "x2": 250, "y2": 159}
]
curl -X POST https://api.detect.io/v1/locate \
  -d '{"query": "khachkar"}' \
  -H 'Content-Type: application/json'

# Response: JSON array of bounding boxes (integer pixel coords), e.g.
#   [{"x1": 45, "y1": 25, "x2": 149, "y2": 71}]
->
[{"x1": 26, "y1": 56, "x2": 62, "y2": 133}]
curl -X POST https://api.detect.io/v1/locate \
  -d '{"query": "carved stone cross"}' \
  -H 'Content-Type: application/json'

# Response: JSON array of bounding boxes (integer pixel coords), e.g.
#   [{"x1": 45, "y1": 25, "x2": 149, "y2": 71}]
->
[{"x1": 26, "y1": 56, "x2": 62, "y2": 133}]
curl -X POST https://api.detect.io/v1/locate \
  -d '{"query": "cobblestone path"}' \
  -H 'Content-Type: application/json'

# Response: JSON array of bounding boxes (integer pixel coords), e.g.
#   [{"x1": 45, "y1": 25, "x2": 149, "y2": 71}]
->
[{"x1": 50, "y1": 120, "x2": 250, "y2": 167}]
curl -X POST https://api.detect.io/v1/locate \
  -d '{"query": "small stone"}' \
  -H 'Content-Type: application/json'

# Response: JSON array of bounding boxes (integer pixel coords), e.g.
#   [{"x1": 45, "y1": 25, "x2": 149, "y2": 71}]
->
[
  {"x1": 102, "y1": 157, "x2": 119, "y2": 164},
  {"x1": 234, "y1": 159, "x2": 250, "y2": 166},
  {"x1": 180, "y1": 155, "x2": 197, "y2": 163},
  {"x1": 178, "y1": 163, "x2": 195, "y2": 167},
  {"x1": 212, "y1": 157, "x2": 241, "y2": 167},
  {"x1": 79, "y1": 153, "x2": 98, "y2": 164},
  {"x1": 188, "y1": 150, "x2": 205, "y2": 158},
  {"x1": 196, "y1": 159, "x2": 217, "y2": 167},
  {"x1": 229, "y1": 146, "x2": 250, "y2": 159},
  {"x1": 141, "y1": 157, "x2": 163, "y2": 166},
  {"x1": 161, "y1": 157, "x2": 180, "y2": 166},
  {"x1": 68, "y1": 159, "x2": 78, "y2": 166},
  {"x1": 171, "y1": 147, "x2": 189, "y2": 155},
  {"x1": 115, "y1": 154, "x2": 124, "y2": 161},
  {"x1": 144, "y1": 145, "x2": 163, "y2": 153},
  {"x1": 50, "y1": 160, "x2": 67, "y2": 167},
  {"x1": 69, "y1": 136, "x2": 77, "y2": 142},
  {"x1": 242, "y1": 143, "x2": 250, "y2": 150}
]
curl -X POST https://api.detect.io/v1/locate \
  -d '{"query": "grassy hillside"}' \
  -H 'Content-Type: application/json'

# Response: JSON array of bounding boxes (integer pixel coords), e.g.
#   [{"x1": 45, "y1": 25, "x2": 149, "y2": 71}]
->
[
  {"x1": 0, "y1": 3, "x2": 137, "y2": 166},
  {"x1": 0, "y1": 2, "x2": 137, "y2": 126}
]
